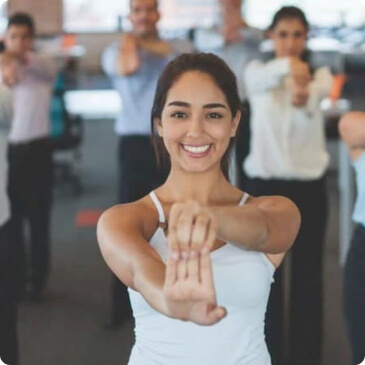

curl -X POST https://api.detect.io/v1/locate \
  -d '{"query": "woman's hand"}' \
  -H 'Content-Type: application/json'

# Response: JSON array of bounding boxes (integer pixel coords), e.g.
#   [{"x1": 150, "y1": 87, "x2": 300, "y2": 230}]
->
[
  {"x1": 117, "y1": 33, "x2": 140, "y2": 75},
  {"x1": 291, "y1": 80, "x2": 309, "y2": 107},
  {"x1": 163, "y1": 201, "x2": 226, "y2": 326},
  {"x1": 290, "y1": 58, "x2": 311, "y2": 86},
  {"x1": 0, "y1": 52, "x2": 20, "y2": 87}
]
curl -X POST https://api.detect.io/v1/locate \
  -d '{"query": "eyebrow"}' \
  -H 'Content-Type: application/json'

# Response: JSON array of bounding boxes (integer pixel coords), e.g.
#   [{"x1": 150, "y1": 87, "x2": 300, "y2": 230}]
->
[{"x1": 167, "y1": 101, "x2": 227, "y2": 109}]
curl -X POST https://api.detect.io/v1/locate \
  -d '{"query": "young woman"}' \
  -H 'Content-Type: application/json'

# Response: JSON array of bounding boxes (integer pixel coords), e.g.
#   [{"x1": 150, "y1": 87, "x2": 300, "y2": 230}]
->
[
  {"x1": 97, "y1": 53, "x2": 300, "y2": 364},
  {"x1": 339, "y1": 112, "x2": 365, "y2": 365},
  {"x1": 243, "y1": 7, "x2": 333, "y2": 365}
]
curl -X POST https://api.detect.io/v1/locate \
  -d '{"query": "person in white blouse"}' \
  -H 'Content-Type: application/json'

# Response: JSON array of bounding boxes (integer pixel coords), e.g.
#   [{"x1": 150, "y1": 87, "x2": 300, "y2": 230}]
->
[{"x1": 243, "y1": 7, "x2": 333, "y2": 365}]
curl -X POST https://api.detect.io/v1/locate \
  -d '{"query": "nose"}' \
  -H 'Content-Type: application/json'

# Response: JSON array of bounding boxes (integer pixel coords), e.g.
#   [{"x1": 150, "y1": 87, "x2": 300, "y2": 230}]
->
[
  {"x1": 287, "y1": 36, "x2": 297, "y2": 51},
  {"x1": 187, "y1": 115, "x2": 204, "y2": 137}
]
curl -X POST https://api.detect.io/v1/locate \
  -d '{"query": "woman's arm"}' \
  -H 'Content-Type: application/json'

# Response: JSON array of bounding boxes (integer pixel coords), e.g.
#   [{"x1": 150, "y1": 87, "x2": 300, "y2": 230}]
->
[
  {"x1": 97, "y1": 204, "x2": 170, "y2": 316},
  {"x1": 211, "y1": 195, "x2": 301, "y2": 255},
  {"x1": 244, "y1": 58, "x2": 291, "y2": 95},
  {"x1": 303, "y1": 67, "x2": 333, "y2": 112},
  {"x1": 98, "y1": 202, "x2": 226, "y2": 325},
  {"x1": 339, "y1": 112, "x2": 365, "y2": 150}
]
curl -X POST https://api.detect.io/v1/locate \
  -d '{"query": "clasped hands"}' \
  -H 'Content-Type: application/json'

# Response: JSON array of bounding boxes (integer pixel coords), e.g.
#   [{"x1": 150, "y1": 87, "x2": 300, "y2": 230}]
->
[
  {"x1": 0, "y1": 52, "x2": 25, "y2": 87},
  {"x1": 163, "y1": 200, "x2": 227, "y2": 326},
  {"x1": 290, "y1": 58, "x2": 312, "y2": 107}
]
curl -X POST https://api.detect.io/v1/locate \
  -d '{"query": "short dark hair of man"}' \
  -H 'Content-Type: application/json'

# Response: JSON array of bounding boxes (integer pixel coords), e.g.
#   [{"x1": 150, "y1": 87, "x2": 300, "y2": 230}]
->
[{"x1": 7, "y1": 12, "x2": 35, "y2": 36}]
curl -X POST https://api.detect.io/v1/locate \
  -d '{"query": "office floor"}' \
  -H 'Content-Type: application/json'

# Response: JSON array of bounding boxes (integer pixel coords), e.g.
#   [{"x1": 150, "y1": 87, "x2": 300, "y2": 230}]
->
[{"x1": 15, "y1": 117, "x2": 352, "y2": 365}]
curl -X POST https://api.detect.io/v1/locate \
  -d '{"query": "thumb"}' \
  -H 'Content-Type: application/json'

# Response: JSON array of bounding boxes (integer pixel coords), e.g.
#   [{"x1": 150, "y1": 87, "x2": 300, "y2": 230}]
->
[{"x1": 207, "y1": 304, "x2": 227, "y2": 323}]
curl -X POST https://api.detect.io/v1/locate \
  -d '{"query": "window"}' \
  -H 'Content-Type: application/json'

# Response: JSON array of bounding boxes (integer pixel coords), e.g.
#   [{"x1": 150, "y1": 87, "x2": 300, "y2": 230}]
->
[
  {"x1": 63, "y1": 0, "x2": 219, "y2": 33},
  {"x1": 244, "y1": 0, "x2": 365, "y2": 29},
  {"x1": 63, "y1": 0, "x2": 129, "y2": 33},
  {"x1": 0, "y1": 0, "x2": 8, "y2": 35}
]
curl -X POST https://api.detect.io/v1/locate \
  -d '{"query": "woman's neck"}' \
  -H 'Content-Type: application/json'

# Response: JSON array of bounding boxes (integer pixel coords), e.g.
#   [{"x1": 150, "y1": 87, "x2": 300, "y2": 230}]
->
[{"x1": 159, "y1": 167, "x2": 234, "y2": 205}]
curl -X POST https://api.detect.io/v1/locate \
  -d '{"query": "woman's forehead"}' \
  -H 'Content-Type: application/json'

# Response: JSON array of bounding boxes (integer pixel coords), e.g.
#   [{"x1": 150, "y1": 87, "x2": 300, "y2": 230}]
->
[{"x1": 166, "y1": 71, "x2": 228, "y2": 103}]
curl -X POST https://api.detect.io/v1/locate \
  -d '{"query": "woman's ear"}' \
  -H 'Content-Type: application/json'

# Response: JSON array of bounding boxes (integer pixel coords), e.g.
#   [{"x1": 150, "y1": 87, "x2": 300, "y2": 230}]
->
[
  {"x1": 230, "y1": 110, "x2": 241, "y2": 137},
  {"x1": 155, "y1": 118, "x2": 163, "y2": 137}
]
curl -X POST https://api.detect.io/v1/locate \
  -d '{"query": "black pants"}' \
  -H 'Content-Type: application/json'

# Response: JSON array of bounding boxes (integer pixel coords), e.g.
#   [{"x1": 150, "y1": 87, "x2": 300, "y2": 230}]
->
[
  {"x1": 111, "y1": 135, "x2": 168, "y2": 322},
  {"x1": 344, "y1": 224, "x2": 365, "y2": 365},
  {"x1": 8, "y1": 137, "x2": 53, "y2": 297},
  {"x1": 244, "y1": 176, "x2": 327, "y2": 365},
  {"x1": 0, "y1": 220, "x2": 19, "y2": 365}
]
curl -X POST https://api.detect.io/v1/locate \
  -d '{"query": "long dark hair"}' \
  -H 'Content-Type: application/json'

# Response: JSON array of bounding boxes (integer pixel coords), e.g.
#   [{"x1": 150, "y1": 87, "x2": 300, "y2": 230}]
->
[
  {"x1": 7, "y1": 12, "x2": 35, "y2": 36},
  {"x1": 268, "y1": 6, "x2": 309, "y2": 32},
  {"x1": 150, "y1": 53, "x2": 242, "y2": 180},
  {"x1": 267, "y1": 6, "x2": 312, "y2": 68}
]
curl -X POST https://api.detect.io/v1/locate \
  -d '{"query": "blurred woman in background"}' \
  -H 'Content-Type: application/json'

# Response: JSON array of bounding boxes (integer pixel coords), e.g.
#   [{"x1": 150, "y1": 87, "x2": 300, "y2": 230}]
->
[{"x1": 243, "y1": 6, "x2": 333, "y2": 365}]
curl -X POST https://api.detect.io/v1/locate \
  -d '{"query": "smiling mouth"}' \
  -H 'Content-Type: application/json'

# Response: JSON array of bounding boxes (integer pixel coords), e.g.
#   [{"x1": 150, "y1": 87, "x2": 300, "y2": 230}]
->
[{"x1": 181, "y1": 144, "x2": 211, "y2": 154}]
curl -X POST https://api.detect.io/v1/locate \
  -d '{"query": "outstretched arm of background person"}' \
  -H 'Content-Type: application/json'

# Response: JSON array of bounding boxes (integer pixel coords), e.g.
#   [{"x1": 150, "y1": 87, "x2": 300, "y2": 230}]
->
[
  {"x1": 0, "y1": 52, "x2": 20, "y2": 87},
  {"x1": 117, "y1": 34, "x2": 141, "y2": 76},
  {"x1": 303, "y1": 67, "x2": 333, "y2": 113},
  {"x1": 339, "y1": 112, "x2": 365, "y2": 155},
  {"x1": 26, "y1": 53, "x2": 58, "y2": 82},
  {"x1": 245, "y1": 57, "x2": 311, "y2": 95},
  {"x1": 138, "y1": 38, "x2": 172, "y2": 57}
]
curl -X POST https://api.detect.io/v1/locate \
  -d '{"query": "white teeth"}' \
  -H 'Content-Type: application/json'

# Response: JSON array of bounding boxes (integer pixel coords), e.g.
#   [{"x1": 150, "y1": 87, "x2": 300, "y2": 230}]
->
[{"x1": 182, "y1": 144, "x2": 210, "y2": 154}]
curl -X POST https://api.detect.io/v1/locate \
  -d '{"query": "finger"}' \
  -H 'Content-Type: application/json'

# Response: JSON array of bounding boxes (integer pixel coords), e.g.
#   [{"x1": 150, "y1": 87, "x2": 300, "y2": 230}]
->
[
  {"x1": 187, "y1": 249, "x2": 199, "y2": 282},
  {"x1": 177, "y1": 255, "x2": 188, "y2": 281},
  {"x1": 190, "y1": 213, "x2": 209, "y2": 252},
  {"x1": 168, "y1": 204, "x2": 183, "y2": 257},
  {"x1": 165, "y1": 256, "x2": 178, "y2": 287},
  {"x1": 176, "y1": 203, "x2": 199, "y2": 257},
  {"x1": 200, "y1": 250, "x2": 215, "y2": 288},
  {"x1": 202, "y1": 218, "x2": 218, "y2": 252},
  {"x1": 206, "y1": 305, "x2": 227, "y2": 324},
  {"x1": 167, "y1": 226, "x2": 180, "y2": 261}
]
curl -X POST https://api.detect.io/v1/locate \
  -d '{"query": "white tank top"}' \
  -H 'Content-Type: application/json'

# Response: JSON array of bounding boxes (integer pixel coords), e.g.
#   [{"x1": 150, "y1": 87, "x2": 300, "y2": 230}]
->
[{"x1": 128, "y1": 191, "x2": 275, "y2": 365}]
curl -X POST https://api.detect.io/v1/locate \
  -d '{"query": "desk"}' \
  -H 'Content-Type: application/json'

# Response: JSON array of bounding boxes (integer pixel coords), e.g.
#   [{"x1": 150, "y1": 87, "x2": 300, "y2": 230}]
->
[{"x1": 64, "y1": 90, "x2": 122, "y2": 120}]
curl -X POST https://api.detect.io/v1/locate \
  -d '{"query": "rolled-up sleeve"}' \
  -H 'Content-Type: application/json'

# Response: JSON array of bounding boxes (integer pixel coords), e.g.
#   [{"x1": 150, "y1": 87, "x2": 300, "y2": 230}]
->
[
  {"x1": 244, "y1": 58, "x2": 290, "y2": 96},
  {"x1": 101, "y1": 43, "x2": 119, "y2": 76}
]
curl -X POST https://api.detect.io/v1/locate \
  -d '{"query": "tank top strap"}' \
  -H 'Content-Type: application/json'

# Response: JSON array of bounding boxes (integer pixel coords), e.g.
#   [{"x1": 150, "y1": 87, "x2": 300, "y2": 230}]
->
[
  {"x1": 149, "y1": 191, "x2": 167, "y2": 229},
  {"x1": 239, "y1": 192, "x2": 250, "y2": 206}
]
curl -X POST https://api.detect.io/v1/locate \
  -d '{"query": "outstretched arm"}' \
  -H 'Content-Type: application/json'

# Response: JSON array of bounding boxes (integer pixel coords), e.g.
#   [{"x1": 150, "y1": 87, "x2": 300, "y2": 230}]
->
[
  {"x1": 117, "y1": 34, "x2": 141, "y2": 76},
  {"x1": 211, "y1": 195, "x2": 301, "y2": 255},
  {"x1": 97, "y1": 204, "x2": 169, "y2": 315},
  {"x1": 339, "y1": 112, "x2": 365, "y2": 151},
  {"x1": 97, "y1": 202, "x2": 225, "y2": 325}
]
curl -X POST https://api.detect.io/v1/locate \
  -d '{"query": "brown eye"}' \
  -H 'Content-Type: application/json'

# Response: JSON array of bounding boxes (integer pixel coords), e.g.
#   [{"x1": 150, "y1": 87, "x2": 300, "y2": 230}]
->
[
  {"x1": 171, "y1": 112, "x2": 186, "y2": 119},
  {"x1": 294, "y1": 31, "x2": 305, "y2": 39},
  {"x1": 207, "y1": 113, "x2": 222, "y2": 119},
  {"x1": 278, "y1": 31, "x2": 288, "y2": 38}
]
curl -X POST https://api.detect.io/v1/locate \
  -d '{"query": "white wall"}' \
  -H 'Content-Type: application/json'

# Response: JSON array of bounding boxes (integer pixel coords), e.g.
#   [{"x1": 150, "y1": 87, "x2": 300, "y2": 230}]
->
[{"x1": 75, "y1": 33, "x2": 121, "y2": 73}]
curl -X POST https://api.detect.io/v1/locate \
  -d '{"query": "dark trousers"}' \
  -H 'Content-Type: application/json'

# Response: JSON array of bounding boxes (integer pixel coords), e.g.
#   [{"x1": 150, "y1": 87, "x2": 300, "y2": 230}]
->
[
  {"x1": 111, "y1": 135, "x2": 168, "y2": 322},
  {"x1": 0, "y1": 220, "x2": 19, "y2": 365},
  {"x1": 344, "y1": 224, "x2": 365, "y2": 365},
  {"x1": 8, "y1": 137, "x2": 53, "y2": 297},
  {"x1": 244, "y1": 176, "x2": 327, "y2": 365}
]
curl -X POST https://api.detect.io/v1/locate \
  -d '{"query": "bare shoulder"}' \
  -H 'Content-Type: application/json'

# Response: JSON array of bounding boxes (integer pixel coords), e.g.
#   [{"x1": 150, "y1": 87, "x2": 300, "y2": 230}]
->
[{"x1": 97, "y1": 195, "x2": 159, "y2": 242}]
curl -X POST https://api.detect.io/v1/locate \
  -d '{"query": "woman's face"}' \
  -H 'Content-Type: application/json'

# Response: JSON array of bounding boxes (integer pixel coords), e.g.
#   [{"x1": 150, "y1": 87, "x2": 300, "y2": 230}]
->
[
  {"x1": 156, "y1": 71, "x2": 240, "y2": 176},
  {"x1": 270, "y1": 18, "x2": 307, "y2": 58}
]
